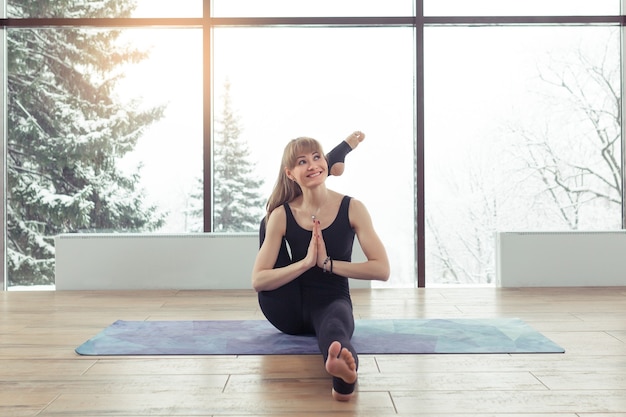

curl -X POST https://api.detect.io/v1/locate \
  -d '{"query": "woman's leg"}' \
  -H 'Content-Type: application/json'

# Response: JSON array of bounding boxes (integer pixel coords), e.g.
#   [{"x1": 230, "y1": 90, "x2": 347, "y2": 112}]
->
[
  {"x1": 327, "y1": 131, "x2": 365, "y2": 176},
  {"x1": 311, "y1": 299, "x2": 358, "y2": 400},
  {"x1": 258, "y1": 279, "x2": 311, "y2": 335}
]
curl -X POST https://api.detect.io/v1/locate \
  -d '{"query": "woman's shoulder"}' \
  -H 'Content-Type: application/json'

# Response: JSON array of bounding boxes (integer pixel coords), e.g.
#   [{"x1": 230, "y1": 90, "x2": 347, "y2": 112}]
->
[
  {"x1": 346, "y1": 197, "x2": 372, "y2": 224},
  {"x1": 269, "y1": 204, "x2": 287, "y2": 216},
  {"x1": 327, "y1": 189, "x2": 348, "y2": 202},
  {"x1": 347, "y1": 196, "x2": 364, "y2": 207},
  {"x1": 267, "y1": 204, "x2": 287, "y2": 227}
]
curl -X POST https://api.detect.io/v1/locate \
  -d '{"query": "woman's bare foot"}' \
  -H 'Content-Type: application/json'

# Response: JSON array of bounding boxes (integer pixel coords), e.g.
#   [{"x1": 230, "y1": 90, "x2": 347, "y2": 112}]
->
[
  {"x1": 329, "y1": 131, "x2": 365, "y2": 176},
  {"x1": 345, "y1": 130, "x2": 365, "y2": 150},
  {"x1": 326, "y1": 341, "x2": 357, "y2": 401}
]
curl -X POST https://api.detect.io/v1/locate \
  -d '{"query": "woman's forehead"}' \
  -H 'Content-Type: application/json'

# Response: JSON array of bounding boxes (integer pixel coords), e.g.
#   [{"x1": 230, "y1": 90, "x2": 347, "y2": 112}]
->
[
  {"x1": 292, "y1": 140, "x2": 320, "y2": 157},
  {"x1": 295, "y1": 148, "x2": 320, "y2": 158}
]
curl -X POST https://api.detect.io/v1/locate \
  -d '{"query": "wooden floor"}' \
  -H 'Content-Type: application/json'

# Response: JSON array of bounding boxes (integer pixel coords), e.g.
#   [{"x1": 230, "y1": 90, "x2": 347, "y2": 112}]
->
[{"x1": 1, "y1": 287, "x2": 625, "y2": 416}]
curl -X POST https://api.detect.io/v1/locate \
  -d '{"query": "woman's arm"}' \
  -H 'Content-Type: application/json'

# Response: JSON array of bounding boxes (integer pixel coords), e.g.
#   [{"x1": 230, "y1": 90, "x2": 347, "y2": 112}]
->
[
  {"x1": 252, "y1": 206, "x2": 317, "y2": 292},
  {"x1": 320, "y1": 198, "x2": 390, "y2": 281}
]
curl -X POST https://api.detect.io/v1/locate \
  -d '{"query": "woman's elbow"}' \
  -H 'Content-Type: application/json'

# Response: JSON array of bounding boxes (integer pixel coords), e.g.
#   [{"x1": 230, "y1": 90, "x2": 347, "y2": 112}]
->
[
  {"x1": 251, "y1": 273, "x2": 263, "y2": 292},
  {"x1": 379, "y1": 268, "x2": 390, "y2": 282},
  {"x1": 378, "y1": 260, "x2": 391, "y2": 281},
  {"x1": 252, "y1": 271, "x2": 275, "y2": 292}
]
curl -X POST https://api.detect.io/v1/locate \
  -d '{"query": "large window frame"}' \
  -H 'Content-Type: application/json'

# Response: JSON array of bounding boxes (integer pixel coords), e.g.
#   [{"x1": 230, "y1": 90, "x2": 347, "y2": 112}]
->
[{"x1": 1, "y1": 1, "x2": 625, "y2": 290}]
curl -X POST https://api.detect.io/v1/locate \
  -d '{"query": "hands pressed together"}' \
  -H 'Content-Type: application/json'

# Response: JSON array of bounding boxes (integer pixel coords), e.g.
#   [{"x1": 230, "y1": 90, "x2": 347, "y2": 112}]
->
[{"x1": 303, "y1": 219, "x2": 330, "y2": 271}]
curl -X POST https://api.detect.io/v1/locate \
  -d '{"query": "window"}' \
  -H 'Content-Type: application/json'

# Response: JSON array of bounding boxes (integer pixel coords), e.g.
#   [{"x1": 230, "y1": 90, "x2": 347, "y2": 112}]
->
[
  {"x1": 424, "y1": 25, "x2": 622, "y2": 285},
  {"x1": 213, "y1": 27, "x2": 417, "y2": 286},
  {"x1": 117, "y1": 29, "x2": 203, "y2": 233},
  {"x1": 2, "y1": 1, "x2": 625, "y2": 290},
  {"x1": 5, "y1": 25, "x2": 202, "y2": 287},
  {"x1": 212, "y1": 0, "x2": 414, "y2": 17},
  {"x1": 425, "y1": 0, "x2": 619, "y2": 16},
  {"x1": 7, "y1": 1, "x2": 203, "y2": 18}
]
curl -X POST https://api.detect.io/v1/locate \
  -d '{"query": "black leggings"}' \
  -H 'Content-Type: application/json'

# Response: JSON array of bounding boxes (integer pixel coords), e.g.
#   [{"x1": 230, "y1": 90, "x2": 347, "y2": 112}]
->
[{"x1": 258, "y1": 279, "x2": 358, "y2": 395}]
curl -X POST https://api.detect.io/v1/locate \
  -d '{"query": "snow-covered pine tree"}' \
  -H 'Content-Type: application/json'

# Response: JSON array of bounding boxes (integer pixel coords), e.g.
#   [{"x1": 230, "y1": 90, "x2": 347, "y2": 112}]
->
[
  {"x1": 212, "y1": 80, "x2": 265, "y2": 232},
  {"x1": 6, "y1": 0, "x2": 166, "y2": 286}
]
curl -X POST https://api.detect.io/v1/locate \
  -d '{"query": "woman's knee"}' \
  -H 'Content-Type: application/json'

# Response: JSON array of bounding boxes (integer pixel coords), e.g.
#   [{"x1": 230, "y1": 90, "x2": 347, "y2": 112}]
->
[{"x1": 258, "y1": 288, "x2": 307, "y2": 334}]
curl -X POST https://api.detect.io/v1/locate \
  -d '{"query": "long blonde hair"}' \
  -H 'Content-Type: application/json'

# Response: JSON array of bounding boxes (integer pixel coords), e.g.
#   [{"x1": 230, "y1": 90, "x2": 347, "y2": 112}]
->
[{"x1": 265, "y1": 137, "x2": 326, "y2": 221}]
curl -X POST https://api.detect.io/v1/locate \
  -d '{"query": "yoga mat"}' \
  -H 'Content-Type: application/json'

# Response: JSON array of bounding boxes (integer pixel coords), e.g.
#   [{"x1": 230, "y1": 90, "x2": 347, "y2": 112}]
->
[{"x1": 76, "y1": 318, "x2": 564, "y2": 355}]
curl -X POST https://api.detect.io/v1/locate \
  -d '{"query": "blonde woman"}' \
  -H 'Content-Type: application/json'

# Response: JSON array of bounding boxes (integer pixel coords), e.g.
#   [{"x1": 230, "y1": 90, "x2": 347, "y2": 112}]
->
[
  {"x1": 252, "y1": 133, "x2": 390, "y2": 401},
  {"x1": 258, "y1": 131, "x2": 363, "y2": 265}
]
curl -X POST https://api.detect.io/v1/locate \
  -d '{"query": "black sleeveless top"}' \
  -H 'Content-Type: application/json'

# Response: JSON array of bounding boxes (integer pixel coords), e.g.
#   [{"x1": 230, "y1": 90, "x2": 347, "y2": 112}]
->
[{"x1": 284, "y1": 195, "x2": 355, "y2": 295}]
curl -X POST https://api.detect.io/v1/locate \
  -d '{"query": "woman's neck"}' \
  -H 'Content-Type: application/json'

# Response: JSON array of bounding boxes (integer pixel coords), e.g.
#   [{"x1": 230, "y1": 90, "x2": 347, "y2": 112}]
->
[{"x1": 301, "y1": 187, "x2": 330, "y2": 219}]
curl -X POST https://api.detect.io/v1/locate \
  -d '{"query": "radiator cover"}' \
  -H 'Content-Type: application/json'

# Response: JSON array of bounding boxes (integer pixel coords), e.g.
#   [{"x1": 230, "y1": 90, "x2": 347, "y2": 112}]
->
[
  {"x1": 55, "y1": 233, "x2": 369, "y2": 290},
  {"x1": 496, "y1": 231, "x2": 626, "y2": 287}
]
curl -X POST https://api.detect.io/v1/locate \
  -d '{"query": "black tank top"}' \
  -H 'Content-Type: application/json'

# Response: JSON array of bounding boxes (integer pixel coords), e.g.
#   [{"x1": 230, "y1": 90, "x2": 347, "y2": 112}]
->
[
  {"x1": 283, "y1": 195, "x2": 355, "y2": 300},
  {"x1": 284, "y1": 195, "x2": 355, "y2": 265}
]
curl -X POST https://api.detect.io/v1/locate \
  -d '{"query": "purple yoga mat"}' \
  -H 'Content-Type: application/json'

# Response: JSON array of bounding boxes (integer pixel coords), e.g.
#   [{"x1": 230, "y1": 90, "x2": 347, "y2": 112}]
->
[{"x1": 75, "y1": 318, "x2": 564, "y2": 356}]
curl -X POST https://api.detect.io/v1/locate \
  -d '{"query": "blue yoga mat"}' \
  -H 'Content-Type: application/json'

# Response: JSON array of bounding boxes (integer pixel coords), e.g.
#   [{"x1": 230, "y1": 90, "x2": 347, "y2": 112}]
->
[{"x1": 75, "y1": 318, "x2": 564, "y2": 356}]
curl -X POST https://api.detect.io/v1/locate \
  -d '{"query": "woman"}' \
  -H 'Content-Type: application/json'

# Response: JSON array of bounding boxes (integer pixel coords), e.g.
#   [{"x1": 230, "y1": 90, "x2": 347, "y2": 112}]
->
[
  {"x1": 258, "y1": 131, "x2": 365, "y2": 266},
  {"x1": 251, "y1": 133, "x2": 390, "y2": 401}
]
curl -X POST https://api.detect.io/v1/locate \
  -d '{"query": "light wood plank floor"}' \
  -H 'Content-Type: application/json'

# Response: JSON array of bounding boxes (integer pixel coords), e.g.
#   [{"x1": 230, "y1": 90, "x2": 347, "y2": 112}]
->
[{"x1": 1, "y1": 287, "x2": 625, "y2": 416}]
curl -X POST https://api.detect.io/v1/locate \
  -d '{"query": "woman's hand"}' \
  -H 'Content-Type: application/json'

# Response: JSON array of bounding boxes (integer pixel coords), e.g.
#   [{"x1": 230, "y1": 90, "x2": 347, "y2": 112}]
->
[
  {"x1": 313, "y1": 220, "x2": 329, "y2": 269},
  {"x1": 302, "y1": 219, "x2": 319, "y2": 269}
]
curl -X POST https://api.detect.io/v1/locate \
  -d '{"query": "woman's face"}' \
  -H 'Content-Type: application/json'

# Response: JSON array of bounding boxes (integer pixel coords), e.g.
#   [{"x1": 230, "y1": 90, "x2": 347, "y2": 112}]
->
[{"x1": 287, "y1": 149, "x2": 328, "y2": 187}]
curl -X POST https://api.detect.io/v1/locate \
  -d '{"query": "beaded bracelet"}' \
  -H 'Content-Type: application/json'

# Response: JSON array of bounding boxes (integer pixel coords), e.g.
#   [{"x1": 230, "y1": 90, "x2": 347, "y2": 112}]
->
[{"x1": 323, "y1": 256, "x2": 332, "y2": 274}]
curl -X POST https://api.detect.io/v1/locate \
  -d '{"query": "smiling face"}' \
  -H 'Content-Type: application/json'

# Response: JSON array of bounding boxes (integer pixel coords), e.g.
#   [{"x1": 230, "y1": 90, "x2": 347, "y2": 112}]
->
[{"x1": 283, "y1": 137, "x2": 328, "y2": 187}]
